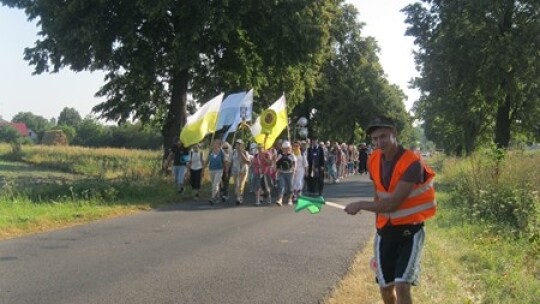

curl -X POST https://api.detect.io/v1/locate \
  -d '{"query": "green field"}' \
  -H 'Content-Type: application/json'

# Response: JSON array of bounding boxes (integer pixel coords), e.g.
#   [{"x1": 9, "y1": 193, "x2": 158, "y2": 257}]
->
[{"x1": 0, "y1": 143, "x2": 180, "y2": 239}]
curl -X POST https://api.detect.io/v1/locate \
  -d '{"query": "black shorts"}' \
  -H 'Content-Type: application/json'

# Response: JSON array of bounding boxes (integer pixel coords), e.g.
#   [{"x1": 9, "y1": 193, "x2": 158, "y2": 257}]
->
[{"x1": 374, "y1": 223, "x2": 425, "y2": 287}]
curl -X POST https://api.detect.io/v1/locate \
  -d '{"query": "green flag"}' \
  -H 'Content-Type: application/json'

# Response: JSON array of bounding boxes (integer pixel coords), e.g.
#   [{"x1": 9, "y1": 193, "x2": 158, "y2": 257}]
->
[
  {"x1": 295, "y1": 195, "x2": 346, "y2": 214},
  {"x1": 295, "y1": 196, "x2": 325, "y2": 214}
]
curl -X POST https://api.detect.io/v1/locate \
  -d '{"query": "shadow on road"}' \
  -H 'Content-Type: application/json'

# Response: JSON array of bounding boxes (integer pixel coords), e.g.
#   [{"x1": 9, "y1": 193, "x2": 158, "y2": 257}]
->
[{"x1": 156, "y1": 174, "x2": 374, "y2": 212}]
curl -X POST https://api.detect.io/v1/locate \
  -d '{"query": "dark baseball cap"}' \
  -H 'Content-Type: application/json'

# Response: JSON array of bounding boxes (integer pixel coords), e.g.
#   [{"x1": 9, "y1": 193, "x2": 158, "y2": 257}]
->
[{"x1": 366, "y1": 117, "x2": 396, "y2": 135}]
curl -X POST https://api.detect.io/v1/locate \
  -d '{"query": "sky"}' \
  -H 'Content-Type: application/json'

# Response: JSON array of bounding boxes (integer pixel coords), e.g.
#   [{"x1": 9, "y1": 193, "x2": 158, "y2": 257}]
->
[{"x1": 0, "y1": 0, "x2": 419, "y2": 122}]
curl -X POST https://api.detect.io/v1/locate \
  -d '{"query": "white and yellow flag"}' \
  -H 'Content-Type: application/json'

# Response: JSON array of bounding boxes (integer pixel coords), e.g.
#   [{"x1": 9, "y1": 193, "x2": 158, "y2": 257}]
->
[
  {"x1": 180, "y1": 93, "x2": 224, "y2": 146},
  {"x1": 250, "y1": 95, "x2": 288, "y2": 150}
]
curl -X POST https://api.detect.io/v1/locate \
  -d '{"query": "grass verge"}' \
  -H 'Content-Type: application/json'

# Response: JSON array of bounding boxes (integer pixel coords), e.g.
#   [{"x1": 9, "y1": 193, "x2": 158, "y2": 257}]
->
[{"x1": 0, "y1": 199, "x2": 144, "y2": 240}]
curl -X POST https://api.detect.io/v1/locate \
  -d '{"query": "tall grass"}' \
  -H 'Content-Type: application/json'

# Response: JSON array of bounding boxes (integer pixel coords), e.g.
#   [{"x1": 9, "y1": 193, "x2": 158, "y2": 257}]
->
[
  {"x1": 3, "y1": 143, "x2": 162, "y2": 178},
  {"x1": 0, "y1": 143, "x2": 178, "y2": 239},
  {"x1": 438, "y1": 148, "x2": 539, "y2": 236}
]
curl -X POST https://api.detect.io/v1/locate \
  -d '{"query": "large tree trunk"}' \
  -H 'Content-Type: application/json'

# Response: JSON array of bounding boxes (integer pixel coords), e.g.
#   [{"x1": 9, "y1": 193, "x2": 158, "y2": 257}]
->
[
  {"x1": 162, "y1": 69, "x2": 189, "y2": 157},
  {"x1": 494, "y1": 0, "x2": 514, "y2": 149},
  {"x1": 463, "y1": 119, "x2": 479, "y2": 155},
  {"x1": 495, "y1": 93, "x2": 511, "y2": 148}
]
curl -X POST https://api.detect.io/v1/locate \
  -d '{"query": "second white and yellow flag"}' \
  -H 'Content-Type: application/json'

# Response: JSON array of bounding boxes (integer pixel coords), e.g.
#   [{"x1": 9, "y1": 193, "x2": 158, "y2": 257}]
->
[{"x1": 250, "y1": 95, "x2": 288, "y2": 150}]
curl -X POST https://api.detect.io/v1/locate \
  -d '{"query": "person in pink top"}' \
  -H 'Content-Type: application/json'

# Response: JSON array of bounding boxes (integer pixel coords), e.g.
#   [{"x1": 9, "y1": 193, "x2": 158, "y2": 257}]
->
[{"x1": 251, "y1": 144, "x2": 273, "y2": 205}]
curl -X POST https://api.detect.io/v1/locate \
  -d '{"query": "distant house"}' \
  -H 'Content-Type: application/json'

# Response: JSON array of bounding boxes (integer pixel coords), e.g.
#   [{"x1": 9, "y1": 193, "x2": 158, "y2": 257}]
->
[
  {"x1": 28, "y1": 129, "x2": 38, "y2": 141},
  {"x1": 0, "y1": 119, "x2": 30, "y2": 137}
]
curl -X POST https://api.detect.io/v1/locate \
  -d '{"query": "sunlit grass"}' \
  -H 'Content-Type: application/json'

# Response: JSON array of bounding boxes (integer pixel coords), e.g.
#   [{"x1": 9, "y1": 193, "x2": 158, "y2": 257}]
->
[
  {"x1": 2, "y1": 143, "x2": 162, "y2": 178},
  {"x1": 0, "y1": 197, "x2": 143, "y2": 239},
  {"x1": 0, "y1": 143, "x2": 185, "y2": 239}
]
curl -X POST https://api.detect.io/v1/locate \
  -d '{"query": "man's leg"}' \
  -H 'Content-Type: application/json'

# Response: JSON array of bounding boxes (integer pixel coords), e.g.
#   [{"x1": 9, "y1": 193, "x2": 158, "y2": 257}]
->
[
  {"x1": 275, "y1": 173, "x2": 284, "y2": 205},
  {"x1": 393, "y1": 227, "x2": 425, "y2": 304},
  {"x1": 308, "y1": 175, "x2": 316, "y2": 194},
  {"x1": 395, "y1": 283, "x2": 412, "y2": 304},
  {"x1": 237, "y1": 170, "x2": 248, "y2": 203},
  {"x1": 285, "y1": 173, "x2": 294, "y2": 205},
  {"x1": 317, "y1": 173, "x2": 324, "y2": 195},
  {"x1": 233, "y1": 173, "x2": 240, "y2": 200},
  {"x1": 379, "y1": 284, "x2": 413, "y2": 304},
  {"x1": 263, "y1": 174, "x2": 272, "y2": 203},
  {"x1": 380, "y1": 286, "x2": 396, "y2": 304}
]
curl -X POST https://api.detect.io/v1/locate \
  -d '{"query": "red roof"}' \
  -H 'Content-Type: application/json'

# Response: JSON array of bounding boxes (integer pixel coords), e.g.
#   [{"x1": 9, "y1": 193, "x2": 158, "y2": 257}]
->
[{"x1": 0, "y1": 122, "x2": 29, "y2": 137}]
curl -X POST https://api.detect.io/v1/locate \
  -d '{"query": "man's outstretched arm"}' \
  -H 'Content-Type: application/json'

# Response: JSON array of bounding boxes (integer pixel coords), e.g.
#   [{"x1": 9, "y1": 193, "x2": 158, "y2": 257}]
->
[{"x1": 344, "y1": 181, "x2": 415, "y2": 215}]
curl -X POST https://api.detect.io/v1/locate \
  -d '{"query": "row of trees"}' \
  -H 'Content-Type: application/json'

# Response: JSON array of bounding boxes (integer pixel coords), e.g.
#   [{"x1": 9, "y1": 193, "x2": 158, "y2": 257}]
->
[
  {"x1": 3, "y1": 0, "x2": 417, "y2": 152},
  {"x1": 403, "y1": 0, "x2": 539, "y2": 155},
  {"x1": 5, "y1": 109, "x2": 162, "y2": 149}
]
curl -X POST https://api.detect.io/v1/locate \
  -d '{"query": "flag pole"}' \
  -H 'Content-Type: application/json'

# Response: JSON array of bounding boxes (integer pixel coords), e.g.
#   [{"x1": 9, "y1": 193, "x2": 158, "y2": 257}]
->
[
  {"x1": 286, "y1": 118, "x2": 291, "y2": 142},
  {"x1": 231, "y1": 128, "x2": 238, "y2": 145},
  {"x1": 283, "y1": 93, "x2": 291, "y2": 142},
  {"x1": 325, "y1": 201, "x2": 346, "y2": 210}
]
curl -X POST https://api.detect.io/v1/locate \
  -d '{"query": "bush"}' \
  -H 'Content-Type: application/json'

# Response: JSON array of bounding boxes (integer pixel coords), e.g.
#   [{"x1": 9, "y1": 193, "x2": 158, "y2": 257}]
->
[
  {"x1": 441, "y1": 147, "x2": 539, "y2": 236},
  {"x1": 0, "y1": 125, "x2": 21, "y2": 143}
]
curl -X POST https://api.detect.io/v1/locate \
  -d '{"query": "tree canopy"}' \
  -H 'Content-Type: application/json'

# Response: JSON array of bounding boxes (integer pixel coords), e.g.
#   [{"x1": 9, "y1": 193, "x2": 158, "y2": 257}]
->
[
  {"x1": 0, "y1": 125, "x2": 21, "y2": 143},
  {"x1": 403, "y1": 0, "x2": 540, "y2": 154},
  {"x1": 296, "y1": 4, "x2": 414, "y2": 145},
  {"x1": 3, "y1": 0, "x2": 339, "y2": 150},
  {"x1": 57, "y1": 107, "x2": 82, "y2": 127}
]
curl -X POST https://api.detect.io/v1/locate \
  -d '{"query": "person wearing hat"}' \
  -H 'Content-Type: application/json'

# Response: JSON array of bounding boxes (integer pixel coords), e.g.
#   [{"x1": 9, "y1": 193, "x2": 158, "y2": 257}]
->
[
  {"x1": 275, "y1": 140, "x2": 295, "y2": 206},
  {"x1": 220, "y1": 141, "x2": 233, "y2": 201},
  {"x1": 231, "y1": 139, "x2": 251, "y2": 205},
  {"x1": 344, "y1": 116, "x2": 437, "y2": 304}
]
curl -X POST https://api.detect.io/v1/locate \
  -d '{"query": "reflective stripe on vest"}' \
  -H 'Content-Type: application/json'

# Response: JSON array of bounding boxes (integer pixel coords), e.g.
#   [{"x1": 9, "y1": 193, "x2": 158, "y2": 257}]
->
[
  {"x1": 382, "y1": 200, "x2": 437, "y2": 219},
  {"x1": 376, "y1": 181, "x2": 434, "y2": 199}
]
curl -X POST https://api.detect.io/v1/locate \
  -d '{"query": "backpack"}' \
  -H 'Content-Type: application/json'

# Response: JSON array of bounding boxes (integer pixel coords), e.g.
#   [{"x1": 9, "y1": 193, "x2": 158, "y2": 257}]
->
[
  {"x1": 277, "y1": 154, "x2": 293, "y2": 171},
  {"x1": 190, "y1": 150, "x2": 203, "y2": 164}
]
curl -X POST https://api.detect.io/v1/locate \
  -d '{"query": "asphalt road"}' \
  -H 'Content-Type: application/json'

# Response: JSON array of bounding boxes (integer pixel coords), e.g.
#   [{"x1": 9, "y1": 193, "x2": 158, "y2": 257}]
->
[{"x1": 0, "y1": 175, "x2": 375, "y2": 304}]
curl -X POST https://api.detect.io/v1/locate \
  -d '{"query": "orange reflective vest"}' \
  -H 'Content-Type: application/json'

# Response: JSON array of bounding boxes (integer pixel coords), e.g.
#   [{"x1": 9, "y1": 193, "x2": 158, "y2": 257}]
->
[{"x1": 368, "y1": 149, "x2": 436, "y2": 229}]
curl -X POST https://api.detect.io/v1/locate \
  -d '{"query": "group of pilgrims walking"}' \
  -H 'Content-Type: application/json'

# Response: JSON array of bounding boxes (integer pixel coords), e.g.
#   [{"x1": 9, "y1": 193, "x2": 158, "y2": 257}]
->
[{"x1": 164, "y1": 137, "x2": 372, "y2": 206}]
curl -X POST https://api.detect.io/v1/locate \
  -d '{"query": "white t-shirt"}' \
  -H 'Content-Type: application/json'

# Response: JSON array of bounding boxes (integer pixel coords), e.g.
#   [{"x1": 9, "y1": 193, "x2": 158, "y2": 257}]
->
[{"x1": 189, "y1": 150, "x2": 204, "y2": 170}]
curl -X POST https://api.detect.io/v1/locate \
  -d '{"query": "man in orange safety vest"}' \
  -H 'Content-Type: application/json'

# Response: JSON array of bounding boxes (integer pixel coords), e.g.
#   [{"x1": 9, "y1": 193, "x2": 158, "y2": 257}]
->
[{"x1": 345, "y1": 116, "x2": 436, "y2": 304}]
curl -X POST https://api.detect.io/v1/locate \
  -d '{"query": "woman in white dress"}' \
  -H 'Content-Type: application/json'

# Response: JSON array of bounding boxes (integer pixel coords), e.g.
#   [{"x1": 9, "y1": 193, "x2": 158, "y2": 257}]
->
[{"x1": 292, "y1": 141, "x2": 308, "y2": 202}]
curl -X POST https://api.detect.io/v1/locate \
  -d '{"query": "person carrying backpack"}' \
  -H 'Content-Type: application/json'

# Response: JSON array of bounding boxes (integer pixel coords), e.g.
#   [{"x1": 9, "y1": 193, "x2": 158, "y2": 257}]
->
[{"x1": 275, "y1": 141, "x2": 296, "y2": 206}]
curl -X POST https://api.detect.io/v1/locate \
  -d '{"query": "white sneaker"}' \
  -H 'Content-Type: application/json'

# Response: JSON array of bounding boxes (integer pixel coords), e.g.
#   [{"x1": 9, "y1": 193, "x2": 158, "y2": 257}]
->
[
  {"x1": 275, "y1": 199, "x2": 282, "y2": 206},
  {"x1": 287, "y1": 201, "x2": 293, "y2": 206}
]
